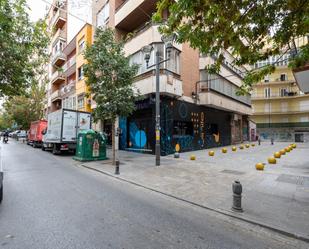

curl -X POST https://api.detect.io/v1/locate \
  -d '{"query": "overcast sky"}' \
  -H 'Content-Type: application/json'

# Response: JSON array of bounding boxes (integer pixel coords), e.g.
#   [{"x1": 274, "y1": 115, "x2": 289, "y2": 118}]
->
[{"x1": 27, "y1": 0, "x2": 49, "y2": 22}]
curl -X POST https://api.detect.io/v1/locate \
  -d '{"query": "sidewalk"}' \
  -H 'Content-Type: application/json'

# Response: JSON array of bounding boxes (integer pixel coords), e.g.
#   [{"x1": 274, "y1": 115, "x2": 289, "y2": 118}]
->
[{"x1": 79, "y1": 142, "x2": 309, "y2": 242}]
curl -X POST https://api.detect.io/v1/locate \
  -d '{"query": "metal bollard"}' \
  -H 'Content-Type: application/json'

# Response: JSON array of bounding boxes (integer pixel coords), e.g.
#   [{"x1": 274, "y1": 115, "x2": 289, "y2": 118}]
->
[
  {"x1": 271, "y1": 138, "x2": 274, "y2": 145},
  {"x1": 232, "y1": 181, "x2": 243, "y2": 212},
  {"x1": 115, "y1": 160, "x2": 120, "y2": 175},
  {"x1": 174, "y1": 152, "x2": 180, "y2": 158},
  {"x1": 258, "y1": 139, "x2": 261, "y2": 145}
]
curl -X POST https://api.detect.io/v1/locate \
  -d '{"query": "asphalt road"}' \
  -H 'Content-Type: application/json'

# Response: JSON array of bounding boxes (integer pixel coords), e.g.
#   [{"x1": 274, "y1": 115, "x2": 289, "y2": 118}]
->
[{"x1": 0, "y1": 140, "x2": 307, "y2": 249}]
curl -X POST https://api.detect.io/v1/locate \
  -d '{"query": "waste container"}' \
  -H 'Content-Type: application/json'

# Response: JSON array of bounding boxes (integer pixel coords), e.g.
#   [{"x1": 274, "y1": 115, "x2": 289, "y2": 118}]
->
[{"x1": 73, "y1": 129, "x2": 107, "y2": 161}]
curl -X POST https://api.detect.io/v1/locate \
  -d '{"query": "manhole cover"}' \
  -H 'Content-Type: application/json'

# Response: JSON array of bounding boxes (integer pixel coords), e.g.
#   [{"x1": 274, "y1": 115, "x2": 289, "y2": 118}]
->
[
  {"x1": 276, "y1": 174, "x2": 309, "y2": 186},
  {"x1": 221, "y1": 170, "x2": 245, "y2": 175}
]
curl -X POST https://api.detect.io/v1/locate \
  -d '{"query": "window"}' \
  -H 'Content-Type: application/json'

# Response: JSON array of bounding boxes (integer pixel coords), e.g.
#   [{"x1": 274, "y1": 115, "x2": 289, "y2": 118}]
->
[
  {"x1": 280, "y1": 74, "x2": 287, "y2": 81},
  {"x1": 78, "y1": 37, "x2": 85, "y2": 53},
  {"x1": 77, "y1": 95, "x2": 84, "y2": 109},
  {"x1": 72, "y1": 96, "x2": 76, "y2": 110},
  {"x1": 264, "y1": 87, "x2": 271, "y2": 98},
  {"x1": 280, "y1": 88, "x2": 287, "y2": 97},
  {"x1": 78, "y1": 66, "x2": 84, "y2": 80},
  {"x1": 97, "y1": 1, "x2": 109, "y2": 27}
]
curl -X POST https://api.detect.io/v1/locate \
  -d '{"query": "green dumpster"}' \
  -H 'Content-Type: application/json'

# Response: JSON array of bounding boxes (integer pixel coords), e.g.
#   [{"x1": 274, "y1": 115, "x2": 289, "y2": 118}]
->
[{"x1": 73, "y1": 129, "x2": 107, "y2": 161}]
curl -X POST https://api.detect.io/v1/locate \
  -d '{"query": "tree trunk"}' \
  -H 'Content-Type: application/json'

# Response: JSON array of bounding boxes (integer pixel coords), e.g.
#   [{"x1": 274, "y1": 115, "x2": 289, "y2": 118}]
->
[{"x1": 112, "y1": 120, "x2": 116, "y2": 165}]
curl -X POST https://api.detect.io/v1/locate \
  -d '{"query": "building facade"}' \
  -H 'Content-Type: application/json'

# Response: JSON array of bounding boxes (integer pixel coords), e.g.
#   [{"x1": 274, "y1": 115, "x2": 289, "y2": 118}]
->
[
  {"x1": 91, "y1": 0, "x2": 252, "y2": 155},
  {"x1": 252, "y1": 60, "x2": 309, "y2": 142}
]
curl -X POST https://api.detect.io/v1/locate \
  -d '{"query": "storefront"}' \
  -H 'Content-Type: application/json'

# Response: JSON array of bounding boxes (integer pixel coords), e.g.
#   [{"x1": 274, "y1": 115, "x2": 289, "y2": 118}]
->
[{"x1": 119, "y1": 97, "x2": 238, "y2": 155}]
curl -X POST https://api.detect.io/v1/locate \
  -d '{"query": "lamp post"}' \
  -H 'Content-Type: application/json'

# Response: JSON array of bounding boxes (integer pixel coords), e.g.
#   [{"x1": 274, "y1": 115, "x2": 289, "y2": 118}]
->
[{"x1": 142, "y1": 34, "x2": 175, "y2": 166}]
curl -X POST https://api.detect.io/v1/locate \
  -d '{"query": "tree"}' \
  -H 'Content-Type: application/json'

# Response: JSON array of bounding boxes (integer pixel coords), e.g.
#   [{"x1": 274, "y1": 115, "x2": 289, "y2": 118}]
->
[
  {"x1": 154, "y1": 0, "x2": 309, "y2": 93},
  {"x1": 3, "y1": 83, "x2": 46, "y2": 129},
  {"x1": 0, "y1": 0, "x2": 49, "y2": 97},
  {"x1": 83, "y1": 28, "x2": 138, "y2": 165}
]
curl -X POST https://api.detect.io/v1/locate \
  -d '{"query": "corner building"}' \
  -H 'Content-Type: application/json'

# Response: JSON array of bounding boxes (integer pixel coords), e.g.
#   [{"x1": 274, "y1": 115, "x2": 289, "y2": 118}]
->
[{"x1": 92, "y1": 0, "x2": 252, "y2": 155}]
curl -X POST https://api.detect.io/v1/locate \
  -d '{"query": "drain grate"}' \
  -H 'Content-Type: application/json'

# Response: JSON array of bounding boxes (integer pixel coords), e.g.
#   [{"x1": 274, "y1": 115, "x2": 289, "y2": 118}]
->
[
  {"x1": 221, "y1": 169, "x2": 245, "y2": 175},
  {"x1": 276, "y1": 174, "x2": 309, "y2": 186}
]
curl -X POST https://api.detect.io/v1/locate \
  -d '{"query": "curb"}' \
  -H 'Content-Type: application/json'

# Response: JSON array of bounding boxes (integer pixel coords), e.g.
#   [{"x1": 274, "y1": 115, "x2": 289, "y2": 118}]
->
[{"x1": 80, "y1": 164, "x2": 309, "y2": 244}]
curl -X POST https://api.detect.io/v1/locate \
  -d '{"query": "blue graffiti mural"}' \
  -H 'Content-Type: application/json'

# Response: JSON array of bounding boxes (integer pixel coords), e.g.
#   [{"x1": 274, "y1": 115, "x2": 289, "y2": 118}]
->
[{"x1": 119, "y1": 117, "x2": 127, "y2": 150}]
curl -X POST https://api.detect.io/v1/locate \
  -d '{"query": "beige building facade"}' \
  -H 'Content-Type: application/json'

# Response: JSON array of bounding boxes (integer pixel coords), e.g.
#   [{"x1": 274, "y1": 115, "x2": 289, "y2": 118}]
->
[
  {"x1": 91, "y1": 0, "x2": 252, "y2": 154},
  {"x1": 252, "y1": 58, "x2": 309, "y2": 142}
]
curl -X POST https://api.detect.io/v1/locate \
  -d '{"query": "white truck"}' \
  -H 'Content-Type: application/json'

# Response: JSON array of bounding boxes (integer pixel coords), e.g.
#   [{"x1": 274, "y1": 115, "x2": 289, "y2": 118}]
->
[{"x1": 42, "y1": 109, "x2": 91, "y2": 154}]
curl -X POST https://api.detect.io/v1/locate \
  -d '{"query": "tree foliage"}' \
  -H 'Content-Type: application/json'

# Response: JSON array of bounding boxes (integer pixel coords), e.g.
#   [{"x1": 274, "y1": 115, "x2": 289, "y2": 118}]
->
[
  {"x1": 154, "y1": 0, "x2": 309, "y2": 93},
  {"x1": 83, "y1": 28, "x2": 138, "y2": 164},
  {"x1": 0, "y1": 0, "x2": 49, "y2": 97},
  {"x1": 2, "y1": 83, "x2": 46, "y2": 129},
  {"x1": 83, "y1": 28, "x2": 138, "y2": 122}
]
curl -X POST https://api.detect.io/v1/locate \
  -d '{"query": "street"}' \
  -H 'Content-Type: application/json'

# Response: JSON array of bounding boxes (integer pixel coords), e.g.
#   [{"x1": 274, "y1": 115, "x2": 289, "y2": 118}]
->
[{"x1": 0, "y1": 141, "x2": 308, "y2": 249}]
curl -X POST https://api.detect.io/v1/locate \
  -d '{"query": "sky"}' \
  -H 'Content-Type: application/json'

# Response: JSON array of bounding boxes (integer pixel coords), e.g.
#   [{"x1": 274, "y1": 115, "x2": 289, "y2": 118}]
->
[{"x1": 27, "y1": 0, "x2": 49, "y2": 22}]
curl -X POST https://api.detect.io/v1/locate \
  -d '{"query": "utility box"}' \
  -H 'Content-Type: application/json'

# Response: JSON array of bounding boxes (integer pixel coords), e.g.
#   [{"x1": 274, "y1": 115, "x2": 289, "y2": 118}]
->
[{"x1": 74, "y1": 129, "x2": 107, "y2": 161}]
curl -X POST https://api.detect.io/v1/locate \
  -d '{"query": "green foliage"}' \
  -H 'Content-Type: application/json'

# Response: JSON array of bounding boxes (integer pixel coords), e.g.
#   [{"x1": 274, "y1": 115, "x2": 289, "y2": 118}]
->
[
  {"x1": 2, "y1": 83, "x2": 46, "y2": 129},
  {"x1": 0, "y1": 0, "x2": 49, "y2": 97},
  {"x1": 83, "y1": 28, "x2": 139, "y2": 122},
  {"x1": 154, "y1": 0, "x2": 309, "y2": 92}
]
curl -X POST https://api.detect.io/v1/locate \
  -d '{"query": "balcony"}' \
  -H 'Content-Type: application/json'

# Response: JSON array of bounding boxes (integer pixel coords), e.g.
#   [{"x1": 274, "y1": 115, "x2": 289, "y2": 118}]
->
[
  {"x1": 51, "y1": 29, "x2": 66, "y2": 47},
  {"x1": 50, "y1": 70, "x2": 65, "y2": 85},
  {"x1": 197, "y1": 80, "x2": 252, "y2": 115},
  {"x1": 51, "y1": 50, "x2": 66, "y2": 67},
  {"x1": 60, "y1": 80, "x2": 75, "y2": 96},
  {"x1": 115, "y1": 0, "x2": 157, "y2": 32},
  {"x1": 51, "y1": 90, "x2": 61, "y2": 102},
  {"x1": 252, "y1": 91, "x2": 304, "y2": 100},
  {"x1": 50, "y1": 9, "x2": 66, "y2": 30},
  {"x1": 132, "y1": 70, "x2": 183, "y2": 97},
  {"x1": 62, "y1": 56, "x2": 76, "y2": 77},
  {"x1": 124, "y1": 24, "x2": 182, "y2": 56}
]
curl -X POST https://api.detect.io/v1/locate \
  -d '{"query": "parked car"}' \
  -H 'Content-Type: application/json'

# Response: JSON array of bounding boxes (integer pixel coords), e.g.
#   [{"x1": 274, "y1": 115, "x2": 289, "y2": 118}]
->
[
  {"x1": 0, "y1": 161, "x2": 3, "y2": 203},
  {"x1": 17, "y1": 130, "x2": 27, "y2": 138}
]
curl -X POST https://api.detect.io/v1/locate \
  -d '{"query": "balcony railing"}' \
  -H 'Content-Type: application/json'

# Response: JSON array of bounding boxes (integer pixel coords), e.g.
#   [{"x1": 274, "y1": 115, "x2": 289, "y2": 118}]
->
[
  {"x1": 198, "y1": 75, "x2": 251, "y2": 106},
  {"x1": 252, "y1": 91, "x2": 303, "y2": 99},
  {"x1": 50, "y1": 70, "x2": 65, "y2": 84},
  {"x1": 51, "y1": 90, "x2": 61, "y2": 101},
  {"x1": 51, "y1": 50, "x2": 66, "y2": 66},
  {"x1": 62, "y1": 56, "x2": 76, "y2": 72},
  {"x1": 50, "y1": 9, "x2": 66, "y2": 28}
]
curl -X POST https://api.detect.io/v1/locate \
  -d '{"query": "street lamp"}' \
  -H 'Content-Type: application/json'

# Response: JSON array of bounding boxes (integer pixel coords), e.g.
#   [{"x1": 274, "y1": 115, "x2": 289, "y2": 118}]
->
[{"x1": 142, "y1": 34, "x2": 176, "y2": 166}]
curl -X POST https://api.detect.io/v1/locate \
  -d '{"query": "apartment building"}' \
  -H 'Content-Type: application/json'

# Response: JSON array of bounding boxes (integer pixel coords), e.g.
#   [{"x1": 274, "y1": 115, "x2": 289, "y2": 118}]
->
[
  {"x1": 46, "y1": 0, "x2": 68, "y2": 114},
  {"x1": 91, "y1": 0, "x2": 252, "y2": 155},
  {"x1": 252, "y1": 58, "x2": 309, "y2": 142}
]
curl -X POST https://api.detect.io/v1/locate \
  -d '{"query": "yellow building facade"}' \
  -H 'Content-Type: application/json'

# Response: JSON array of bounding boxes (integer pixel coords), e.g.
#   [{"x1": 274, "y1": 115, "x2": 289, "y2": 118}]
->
[
  {"x1": 252, "y1": 65, "x2": 309, "y2": 142},
  {"x1": 75, "y1": 24, "x2": 93, "y2": 113}
]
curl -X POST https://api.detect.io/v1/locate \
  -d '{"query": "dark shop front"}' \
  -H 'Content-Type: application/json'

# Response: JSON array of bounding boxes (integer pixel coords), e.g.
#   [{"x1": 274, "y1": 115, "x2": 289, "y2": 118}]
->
[{"x1": 119, "y1": 97, "x2": 232, "y2": 156}]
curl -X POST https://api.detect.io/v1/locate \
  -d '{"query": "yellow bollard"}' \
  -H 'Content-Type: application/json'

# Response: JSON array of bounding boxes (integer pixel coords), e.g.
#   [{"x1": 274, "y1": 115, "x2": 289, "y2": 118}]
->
[
  {"x1": 256, "y1": 163, "x2": 264, "y2": 171},
  {"x1": 292, "y1": 143, "x2": 296, "y2": 148},
  {"x1": 245, "y1": 144, "x2": 250, "y2": 148},
  {"x1": 274, "y1": 152, "x2": 281, "y2": 158},
  {"x1": 280, "y1": 149, "x2": 286, "y2": 155},
  {"x1": 239, "y1": 145, "x2": 244, "y2": 149},
  {"x1": 222, "y1": 148, "x2": 227, "y2": 153},
  {"x1": 268, "y1": 157, "x2": 277, "y2": 164},
  {"x1": 190, "y1": 155, "x2": 196, "y2": 160},
  {"x1": 232, "y1": 146, "x2": 237, "y2": 152},
  {"x1": 285, "y1": 147, "x2": 291, "y2": 153},
  {"x1": 251, "y1": 144, "x2": 255, "y2": 147},
  {"x1": 208, "y1": 151, "x2": 215, "y2": 156}
]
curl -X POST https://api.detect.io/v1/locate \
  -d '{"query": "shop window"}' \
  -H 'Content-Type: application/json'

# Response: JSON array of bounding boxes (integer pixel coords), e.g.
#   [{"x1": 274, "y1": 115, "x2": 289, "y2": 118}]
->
[{"x1": 173, "y1": 121, "x2": 193, "y2": 136}]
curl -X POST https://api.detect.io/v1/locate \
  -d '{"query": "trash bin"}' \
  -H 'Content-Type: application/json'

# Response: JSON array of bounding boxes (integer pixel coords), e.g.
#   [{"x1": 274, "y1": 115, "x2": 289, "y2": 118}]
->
[{"x1": 73, "y1": 129, "x2": 107, "y2": 161}]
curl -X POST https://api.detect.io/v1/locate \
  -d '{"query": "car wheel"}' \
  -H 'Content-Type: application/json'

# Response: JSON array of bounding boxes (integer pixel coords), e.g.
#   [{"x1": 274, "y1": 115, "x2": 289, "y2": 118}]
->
[
  {"x1": 41, "y1": 146, "x2": 46, "y2": 151},
  {"x1": 0, "y1": 185, "x2": 3, "y2": 203},
  {"x1": 32, "y1": 143, "x2": 37, "y2": 148},
  {"x1": 52, "y1": 145, "x2": 59, "y2": 155}
]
